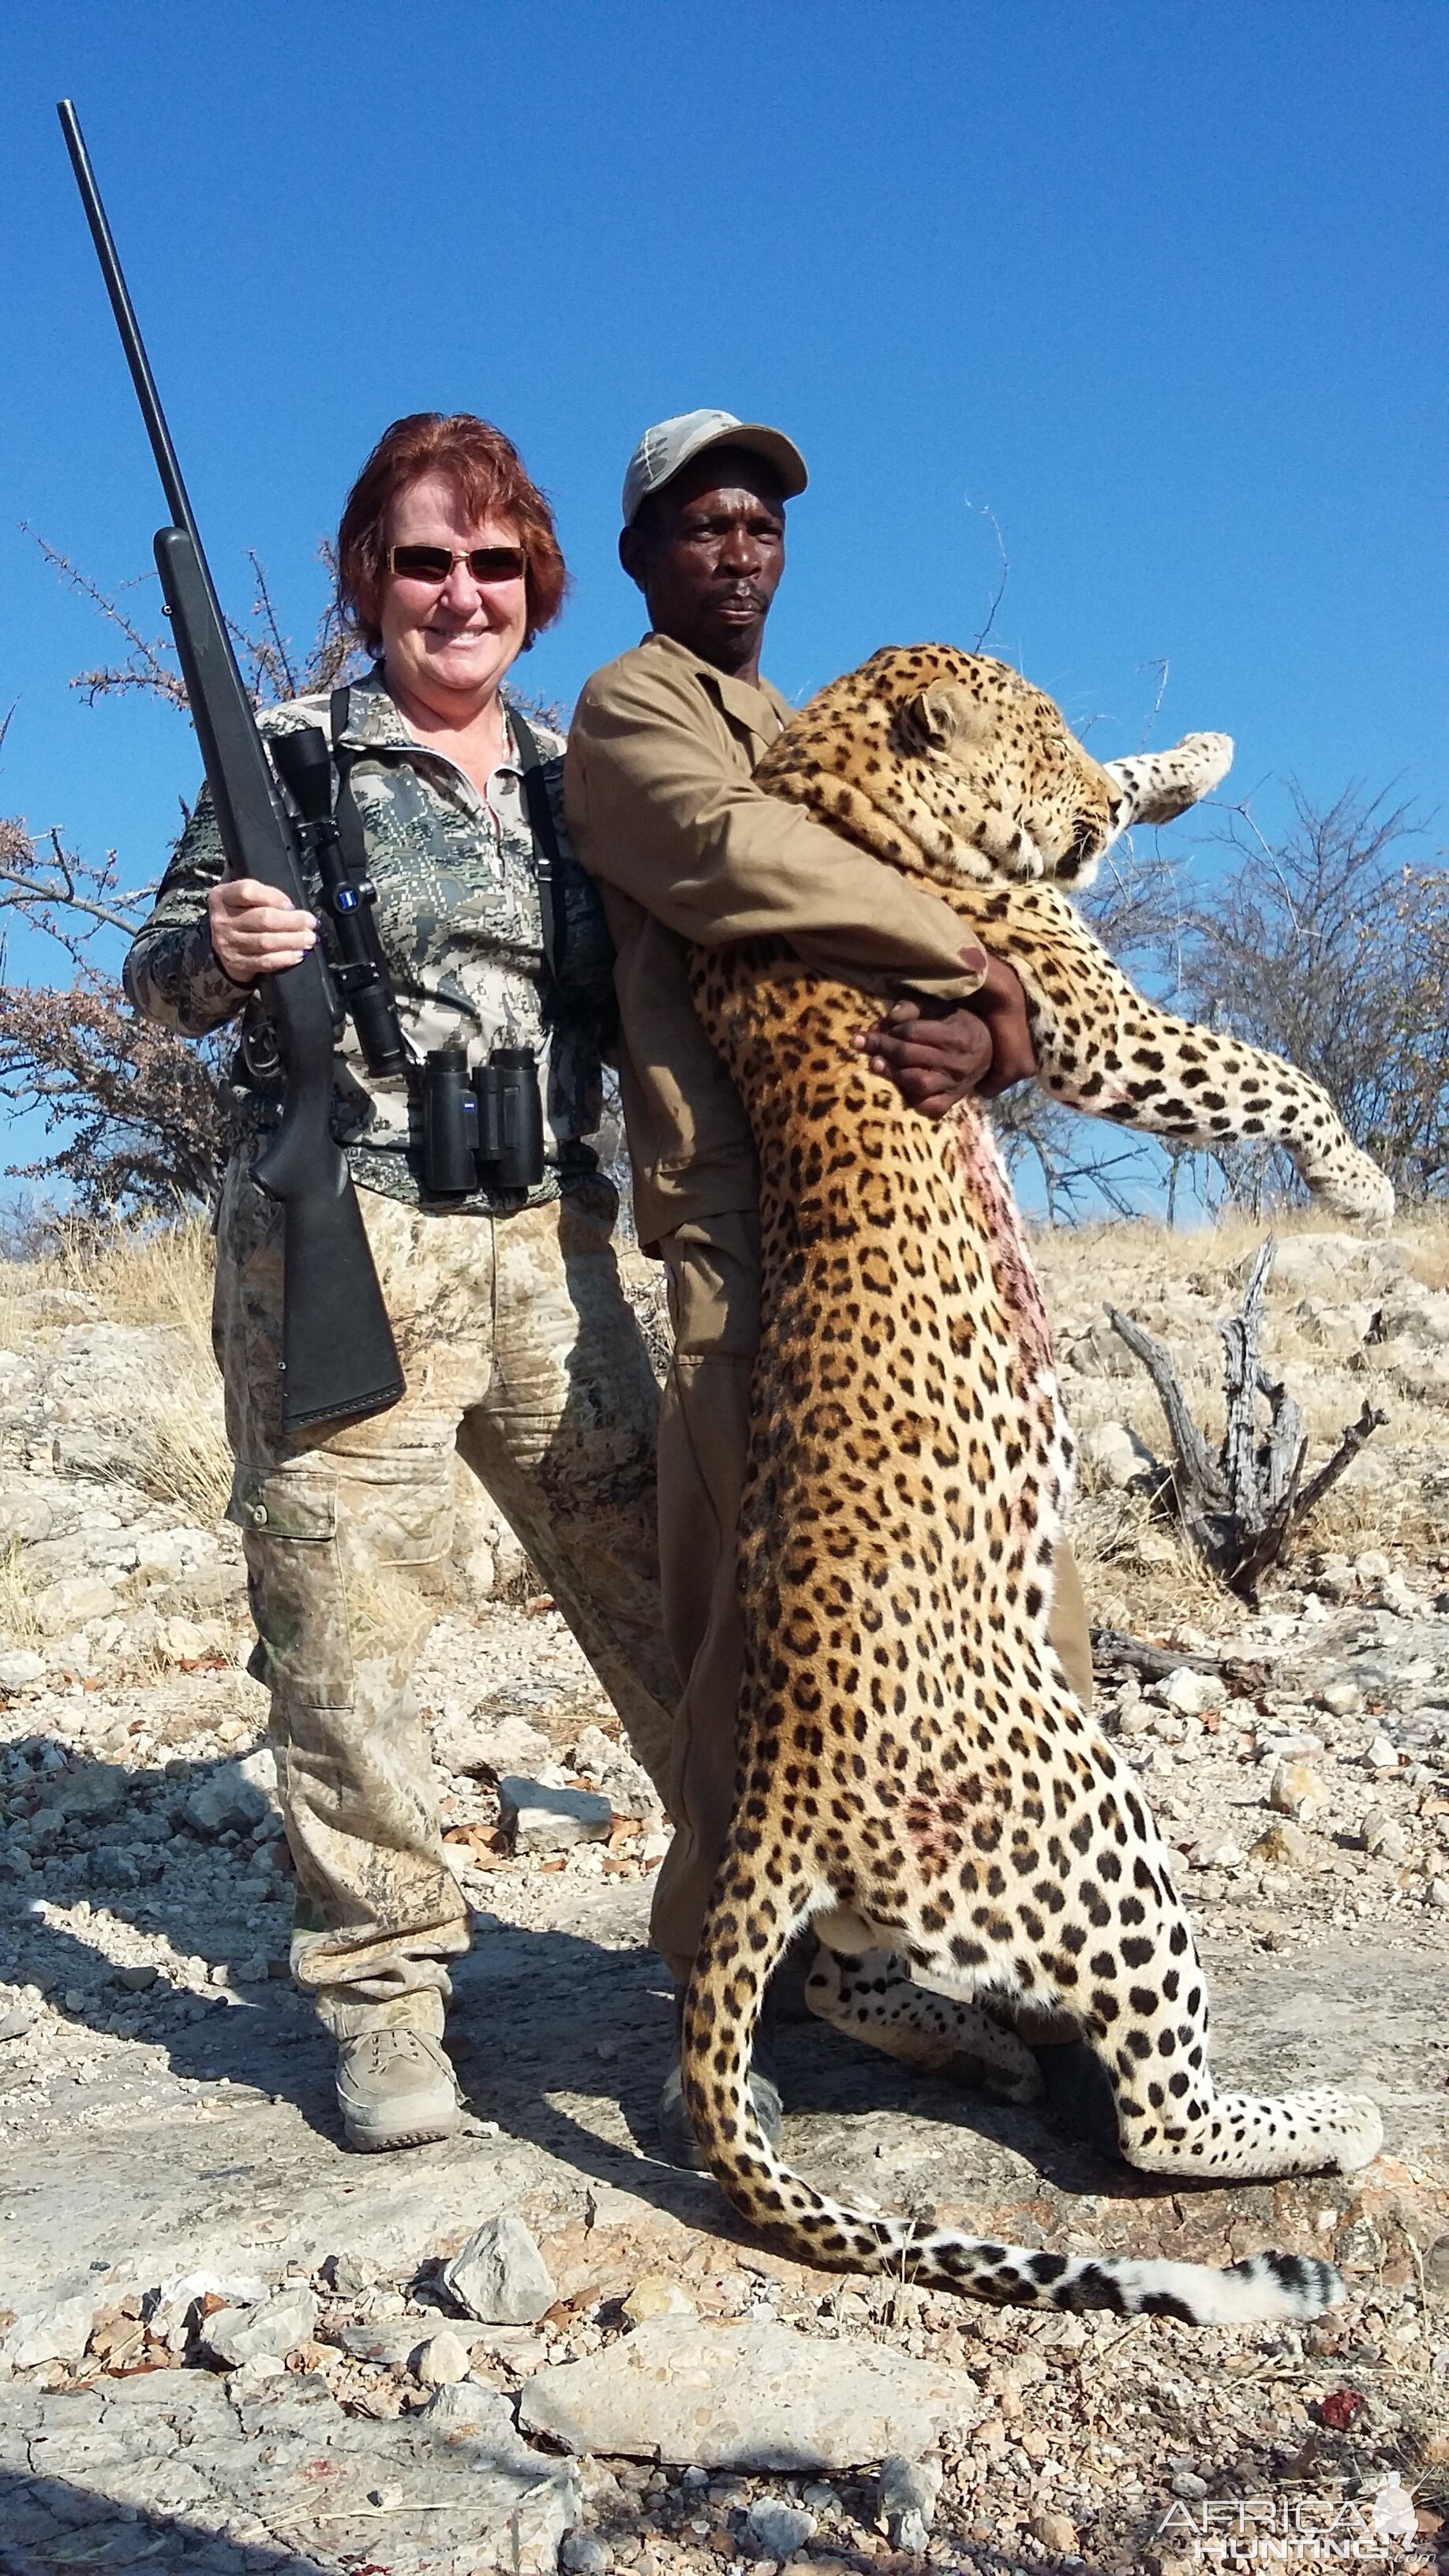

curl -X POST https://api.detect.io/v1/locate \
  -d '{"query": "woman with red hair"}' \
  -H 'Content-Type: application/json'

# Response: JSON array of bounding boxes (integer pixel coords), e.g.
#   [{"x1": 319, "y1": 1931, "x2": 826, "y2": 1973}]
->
[{"x1": 126, "y1": 415, "x2": 673, "y2": 2153}]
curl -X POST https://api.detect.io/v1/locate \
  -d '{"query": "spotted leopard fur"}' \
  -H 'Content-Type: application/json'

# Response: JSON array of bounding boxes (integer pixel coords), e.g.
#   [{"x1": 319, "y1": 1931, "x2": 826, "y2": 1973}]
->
[{"x1": 680, "y1": 647, "x2": 1385, "y2": 2325}]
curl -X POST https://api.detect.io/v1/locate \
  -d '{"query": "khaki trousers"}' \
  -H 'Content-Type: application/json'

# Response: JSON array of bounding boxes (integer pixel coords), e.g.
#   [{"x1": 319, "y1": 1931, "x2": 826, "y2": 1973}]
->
[
  {"x1": 650, "y1": 1209, "x2": 1094, "y2": 1986},
  {"x1": 215, "y1": 1159, "x2": 675, "y2": 2037}
]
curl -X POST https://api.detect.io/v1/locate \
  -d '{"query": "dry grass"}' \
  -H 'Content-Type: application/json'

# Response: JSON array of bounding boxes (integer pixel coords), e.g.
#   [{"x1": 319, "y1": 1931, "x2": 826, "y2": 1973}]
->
[
  {"x1": 62, "y1": 1214, "x2": 215, "y2": 1340},
  {"x1": 0, "y1": 1214, "x2": 217, "y2": 1350},
  {"x1": 0, "y1": 1216, "x2": 230, "y2": 1526},
  {"x1": 129, "y1": 1402, "x2": 233, "y2": 1527},
  {"x1": 0, "y1": 1543, "x2": 42, "y2": 1653}
]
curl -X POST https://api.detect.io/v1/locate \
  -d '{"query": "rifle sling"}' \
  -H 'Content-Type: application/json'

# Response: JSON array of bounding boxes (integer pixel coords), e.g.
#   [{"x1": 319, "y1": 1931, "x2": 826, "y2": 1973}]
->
[
  {"x1": 509, "y1": 708, "x2": 569, "y2": 1004},
  {"x1": 328, "y1": 685, "x2": 373, "y2": 910}
]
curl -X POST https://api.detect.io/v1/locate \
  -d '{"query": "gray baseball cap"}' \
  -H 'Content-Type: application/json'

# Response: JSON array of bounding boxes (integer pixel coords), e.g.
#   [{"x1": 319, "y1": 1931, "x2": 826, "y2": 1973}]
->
[{"x1": 621, "y1": 408, "x2": 808, "y2": 526}]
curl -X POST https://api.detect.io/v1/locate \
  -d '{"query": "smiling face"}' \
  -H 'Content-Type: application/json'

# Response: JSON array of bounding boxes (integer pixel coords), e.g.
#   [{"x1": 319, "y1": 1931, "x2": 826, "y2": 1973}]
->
[{"x1": 378, "y1": 469, "x2": 530, "y2": 717}]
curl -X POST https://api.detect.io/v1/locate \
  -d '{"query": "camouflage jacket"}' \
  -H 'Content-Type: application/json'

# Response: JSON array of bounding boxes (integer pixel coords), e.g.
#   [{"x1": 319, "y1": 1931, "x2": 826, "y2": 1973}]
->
[{"x1": 123, "y1": 669, "x2": 614, "y2": 1211}]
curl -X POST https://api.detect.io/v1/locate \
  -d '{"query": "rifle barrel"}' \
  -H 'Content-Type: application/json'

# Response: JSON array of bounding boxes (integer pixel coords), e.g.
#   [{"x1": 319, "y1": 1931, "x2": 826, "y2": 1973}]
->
[{"x1": 56, "y1": 101, "x2": 201, "y2": 557}]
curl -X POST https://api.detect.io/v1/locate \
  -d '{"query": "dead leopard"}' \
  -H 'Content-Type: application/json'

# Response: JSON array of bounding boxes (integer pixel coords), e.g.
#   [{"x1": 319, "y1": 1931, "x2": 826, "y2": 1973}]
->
[{"x1": 680, "y1": 647, "x2": 1385, "y2": 2325}]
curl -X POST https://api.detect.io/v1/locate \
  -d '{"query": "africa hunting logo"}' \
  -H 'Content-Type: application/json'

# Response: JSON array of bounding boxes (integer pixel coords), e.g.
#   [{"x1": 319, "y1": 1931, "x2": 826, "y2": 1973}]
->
[{"x1": 1155, "y1": 2473, "x2": 1428, "y2": 2563}]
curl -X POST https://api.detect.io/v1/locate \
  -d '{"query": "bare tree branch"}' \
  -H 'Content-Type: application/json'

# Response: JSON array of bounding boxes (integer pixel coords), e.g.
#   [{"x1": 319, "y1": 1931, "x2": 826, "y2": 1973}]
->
[
  {"x1": 1108, "y1": 1241, "x2": 1385, "y2": 1601},
  {"x1": 1098, "y1": 783, "x2": 1449, "y2": 1217},
  {"x1": 965, "y1": 498, "x2": 1009, "y2": 651}
]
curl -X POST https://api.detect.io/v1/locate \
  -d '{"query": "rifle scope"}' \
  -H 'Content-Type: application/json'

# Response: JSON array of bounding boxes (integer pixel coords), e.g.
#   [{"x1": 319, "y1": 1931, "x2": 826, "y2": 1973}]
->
[{"x1": 270, "y1": 729, "x2": 408, "y2": 1080}]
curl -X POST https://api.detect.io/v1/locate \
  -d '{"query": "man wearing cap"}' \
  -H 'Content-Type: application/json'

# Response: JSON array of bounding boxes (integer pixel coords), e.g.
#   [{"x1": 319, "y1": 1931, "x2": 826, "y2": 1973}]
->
[{"x1": 565, "y1": 411, "x2": 1093, "y2": 2162}]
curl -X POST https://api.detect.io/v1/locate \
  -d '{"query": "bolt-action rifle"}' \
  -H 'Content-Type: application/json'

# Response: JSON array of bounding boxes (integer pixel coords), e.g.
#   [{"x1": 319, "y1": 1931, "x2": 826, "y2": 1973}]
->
[{"x1": 58, "y1": 100, "x2": 405, "y2": 1433}]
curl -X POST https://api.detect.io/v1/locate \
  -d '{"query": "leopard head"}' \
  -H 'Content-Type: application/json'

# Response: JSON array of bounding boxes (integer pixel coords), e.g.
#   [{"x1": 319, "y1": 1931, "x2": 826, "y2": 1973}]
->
[{"x1": 756, "y1": 644, "x2": 1232, "y2": 892}]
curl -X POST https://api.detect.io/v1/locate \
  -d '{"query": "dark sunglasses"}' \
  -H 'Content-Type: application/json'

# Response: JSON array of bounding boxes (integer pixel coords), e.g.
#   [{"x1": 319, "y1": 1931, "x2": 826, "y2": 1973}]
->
[{"x1": 386, "y1": 544, "x2": 526, "y2": 586}]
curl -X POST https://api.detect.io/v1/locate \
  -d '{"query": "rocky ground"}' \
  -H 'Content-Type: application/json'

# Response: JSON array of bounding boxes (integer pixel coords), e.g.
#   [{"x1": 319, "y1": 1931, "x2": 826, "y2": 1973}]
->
[{"x1": 0, "y1": 1218, "x2": 1447, "y2": 2576}]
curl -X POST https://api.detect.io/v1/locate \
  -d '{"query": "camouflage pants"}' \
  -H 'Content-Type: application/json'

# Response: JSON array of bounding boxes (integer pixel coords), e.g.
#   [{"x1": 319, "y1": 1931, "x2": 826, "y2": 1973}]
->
[{"x1": 214, "y1": 1158, "x2": 675, "y2": 2038}]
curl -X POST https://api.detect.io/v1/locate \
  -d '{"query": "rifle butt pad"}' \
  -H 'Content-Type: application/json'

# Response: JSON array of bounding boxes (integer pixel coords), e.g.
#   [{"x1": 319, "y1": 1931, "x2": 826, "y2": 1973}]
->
[{"x1": 277, "y1": 1186, "x2": 406, "y2": 1432}]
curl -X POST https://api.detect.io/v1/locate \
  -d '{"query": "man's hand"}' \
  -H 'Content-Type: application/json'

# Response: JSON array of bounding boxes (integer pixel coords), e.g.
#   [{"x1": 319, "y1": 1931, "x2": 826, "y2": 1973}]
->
[
  {"x1": 854, "y1": 953, "x2": 1038, "y2": 1118},
  {"x1": 208, "y1": 879, "x2": 317, "y2": 983}
]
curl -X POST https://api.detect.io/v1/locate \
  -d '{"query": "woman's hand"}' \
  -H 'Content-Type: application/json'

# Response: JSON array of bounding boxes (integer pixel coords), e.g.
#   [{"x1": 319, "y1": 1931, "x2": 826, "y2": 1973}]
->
[
  {"x1": 855, "y1": 954, "x2": 1038, "y2": 1118},
  {"x1": 208, "y1": 879, "x2": 318, "y2": 983}
]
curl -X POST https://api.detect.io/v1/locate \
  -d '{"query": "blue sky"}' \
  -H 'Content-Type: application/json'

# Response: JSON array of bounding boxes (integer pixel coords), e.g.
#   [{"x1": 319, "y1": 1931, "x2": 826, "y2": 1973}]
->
[{"x1": 2, "y1": 0, "x2": 1445, "y2": 1181}]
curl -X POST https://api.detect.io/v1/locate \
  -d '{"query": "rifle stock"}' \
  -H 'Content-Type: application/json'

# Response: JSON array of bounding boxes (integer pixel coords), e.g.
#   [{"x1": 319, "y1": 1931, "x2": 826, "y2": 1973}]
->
[{"x1": 61, "y1": 103, "x2": 405, "y2": 1434}]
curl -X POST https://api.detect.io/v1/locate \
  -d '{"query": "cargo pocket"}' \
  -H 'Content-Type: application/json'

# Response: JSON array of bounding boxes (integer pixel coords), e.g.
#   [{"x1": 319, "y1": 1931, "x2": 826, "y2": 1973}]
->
[
  {"x1": 327, "y1": 1448, "x2": 455, "y2": 1570},
  {"x1": 229, "y1": 1464, "x2": 353, "y2": 1712}
]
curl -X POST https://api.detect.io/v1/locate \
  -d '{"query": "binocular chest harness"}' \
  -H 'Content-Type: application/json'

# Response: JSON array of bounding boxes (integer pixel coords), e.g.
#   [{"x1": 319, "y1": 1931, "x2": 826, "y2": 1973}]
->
[{"x1": 264, "y1": 690, "x2": 571, "y2": 1200}]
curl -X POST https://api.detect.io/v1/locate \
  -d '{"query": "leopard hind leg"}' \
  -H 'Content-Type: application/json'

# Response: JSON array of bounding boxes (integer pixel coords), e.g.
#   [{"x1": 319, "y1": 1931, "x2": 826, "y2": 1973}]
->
[{"x1": 1061, "y1": 1855, "x2": 1383, "y2": 2181}]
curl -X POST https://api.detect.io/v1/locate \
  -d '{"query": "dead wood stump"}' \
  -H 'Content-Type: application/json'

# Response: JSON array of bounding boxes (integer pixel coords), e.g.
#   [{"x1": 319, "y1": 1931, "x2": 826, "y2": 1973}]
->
[{"x1": 1106, "y1": 1237, "x2": 1386, "y2": 1602}]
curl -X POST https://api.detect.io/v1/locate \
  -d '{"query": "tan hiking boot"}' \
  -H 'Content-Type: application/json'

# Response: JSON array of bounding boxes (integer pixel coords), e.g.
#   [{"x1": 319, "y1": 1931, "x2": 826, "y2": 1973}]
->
[{"x1": 335, "y1": 2028, "x2": 460, "y2": 2152}]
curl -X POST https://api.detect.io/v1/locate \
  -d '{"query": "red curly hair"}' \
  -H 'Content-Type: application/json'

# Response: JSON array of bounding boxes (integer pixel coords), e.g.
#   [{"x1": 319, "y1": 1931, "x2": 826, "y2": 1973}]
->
[{"x1": 337, "y1": 413, "x2": 568, "y2": 657}]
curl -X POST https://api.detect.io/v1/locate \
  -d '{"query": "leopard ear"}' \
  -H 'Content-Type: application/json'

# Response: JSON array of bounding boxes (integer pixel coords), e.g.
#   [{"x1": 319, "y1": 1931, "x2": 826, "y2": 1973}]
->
[{"x1": 896, "y1": 681, "x2": 996, "y2": 755}]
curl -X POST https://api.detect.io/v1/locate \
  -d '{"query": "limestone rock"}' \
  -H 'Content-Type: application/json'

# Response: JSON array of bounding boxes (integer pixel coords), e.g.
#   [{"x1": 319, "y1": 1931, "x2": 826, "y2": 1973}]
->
[
  {"x1": 414, "y1": 2327, "x2": 471, "y2": 2387},
  {"x1": 33, "y1": 1575, "x2": 119, "y2": 1634},
  {"x1": 745, "y1": 2497, "x2": 817, "y2": 2557},
  {"x1": 879, "y1": 2452, "x2": 942, "y2": 2549},
  {"x1": 1362, "y1": 1808, "x2": 1410, "y2": 1863},
  {"x1": 1251, "y1": 1820, "x2": 1316, "y2": 1869},
  {"x1": 0, "y1": 2274, "x2": 99, "y2": 2369},
  {"x1": 155, "y1": 1616, "x2": 212, "y2": 1664},
  {"x1": 1270, "y1": 1760, "x2": 1329, "y2": 1821},
  {"x1": 337, "y1": 2320, "x2": 429, "y2": 2365},
  {"x1": 0, "y1": 1649, "x2": 45, "y2": 1690},
  {"x1": 1193, "y1": 1837, "x2": 1245, "y2": 1870},
  {"x1": 199, "y1": 2284, "x2": 320, "y2": 2368},
  {"x1": 1078, "y1": 1421, "x2": 1158, "y2": 1488},
  {"x1": 1263, "y1": 1235, "x2": 1407, "y2": 1297},
  {"x1": 1258, "y1": 1728, "x2": 1325, "y2": 1761},
  {"x1": 560, "y1": 2539, "x2": 613, "y2": 2576},
  {"x1": 444, "y1": 2213, "x2": 557, "y2": 2324},
  {"x1": 1376, "y1": 1287, "x2": 1449, "y2": 1350},
  {"x1": 185, "y1": 1764, "x2": 271, "y2": 1837},
  {"x1": 1063, "y1": 1322, "x2": 1135, "y2": 1378},
  {"x1": 1032, "y1": 2509, "x2": 1080, "y2": 2552},
  {"x1": 236, "y1": 1743, "x2": 279, "y2": 1796},
  {"x1": 498, "y1": 1774, "x2": 612, "y2": 1852},
  {"x1": 623, "y1": 2275, "x2": 696, "y2": 2324},
  {"x1": 423, "y1": 2378, "x2": 537, "y2": 2456},
  {"x1": 1160, "y1": 1665, "x2": 1224, "y2": 1717},
  {"x1": 48, "y1": 1766, "x2": 127, "y2": 1824},
  {"x1": 567, "y1": 1723, "x2": 662, "y2": 1817},
  {"x1": 1320, "y1": 1679, "x2": 1363, "y2": 1715},
  {"x1": 433, "y1": 1700, "x2": 552, "y2": 1781},
  {"x1": 519, "y1": 2317, "x2": 980, "y2": 2469}
]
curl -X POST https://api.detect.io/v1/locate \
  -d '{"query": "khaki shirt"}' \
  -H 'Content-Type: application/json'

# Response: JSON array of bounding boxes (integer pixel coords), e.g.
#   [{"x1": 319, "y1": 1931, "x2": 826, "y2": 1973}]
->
[{"x1": 565, "y1": 631, "x2": 983, "y2": 1251}]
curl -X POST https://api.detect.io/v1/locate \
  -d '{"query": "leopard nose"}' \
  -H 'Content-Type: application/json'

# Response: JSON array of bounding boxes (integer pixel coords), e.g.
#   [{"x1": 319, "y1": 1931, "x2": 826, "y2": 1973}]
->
[{"x1": 1062, "y1": 820, "x2": 1102, "y2": 876}]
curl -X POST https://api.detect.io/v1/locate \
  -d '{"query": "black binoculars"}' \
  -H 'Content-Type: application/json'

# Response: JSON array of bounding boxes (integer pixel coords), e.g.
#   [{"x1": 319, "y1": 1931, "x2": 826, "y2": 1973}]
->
[{"x1": 420, "y1": 1044, "x2": 546, "y2": 1196}]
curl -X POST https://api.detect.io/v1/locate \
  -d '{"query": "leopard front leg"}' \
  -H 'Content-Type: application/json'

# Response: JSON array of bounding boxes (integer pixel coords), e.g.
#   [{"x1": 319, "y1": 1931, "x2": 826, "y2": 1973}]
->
[{"x1": 963, "y1": 886, "x2": 1395, "y2": 1230}]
